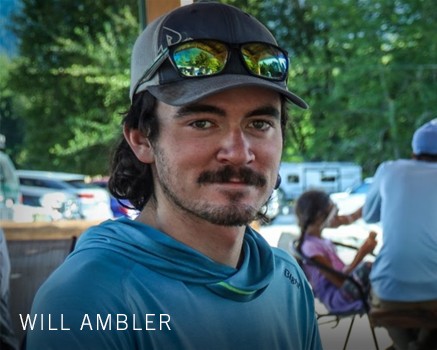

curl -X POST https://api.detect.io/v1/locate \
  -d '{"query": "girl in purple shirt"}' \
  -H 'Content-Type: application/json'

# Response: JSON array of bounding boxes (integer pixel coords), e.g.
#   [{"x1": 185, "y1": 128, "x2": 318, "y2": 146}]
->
[{"x1": 295, "y1": 190, "x2": 377, "y2": 313}]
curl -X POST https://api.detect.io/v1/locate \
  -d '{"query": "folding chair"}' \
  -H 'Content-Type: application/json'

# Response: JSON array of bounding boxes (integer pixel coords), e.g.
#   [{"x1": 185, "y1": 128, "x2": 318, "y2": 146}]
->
[{"x1": 291, "y1": 239, "x2": 380, "y2": 350}]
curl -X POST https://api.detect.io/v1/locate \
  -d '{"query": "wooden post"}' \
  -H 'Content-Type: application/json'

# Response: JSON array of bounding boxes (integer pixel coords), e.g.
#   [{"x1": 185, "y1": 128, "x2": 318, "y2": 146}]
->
[{"x1": 139, "y1": 0, "x2": 193, "y2": 29}]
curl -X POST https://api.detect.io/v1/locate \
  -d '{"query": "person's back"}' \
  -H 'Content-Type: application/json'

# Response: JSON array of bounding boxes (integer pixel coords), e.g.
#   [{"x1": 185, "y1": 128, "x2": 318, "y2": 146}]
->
[
  {"x1": 363, "y1": 118, "x2": 437, "y2": 349},
  {"x1": 365, "y1": 159, "x2": 437, "y2": 301}
]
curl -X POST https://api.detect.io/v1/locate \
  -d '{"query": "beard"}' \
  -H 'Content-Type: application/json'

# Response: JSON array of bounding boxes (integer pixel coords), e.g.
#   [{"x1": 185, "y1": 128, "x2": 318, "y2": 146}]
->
[{"x1": 154, "y1": 148, "x2": 267, "y2": 226}]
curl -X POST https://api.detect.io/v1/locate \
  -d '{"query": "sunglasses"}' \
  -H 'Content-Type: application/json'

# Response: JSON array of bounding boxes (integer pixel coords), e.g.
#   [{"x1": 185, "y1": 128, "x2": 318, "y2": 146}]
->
[{"x1": 132, "y1": 39, "x2": 289, "y2": 97}]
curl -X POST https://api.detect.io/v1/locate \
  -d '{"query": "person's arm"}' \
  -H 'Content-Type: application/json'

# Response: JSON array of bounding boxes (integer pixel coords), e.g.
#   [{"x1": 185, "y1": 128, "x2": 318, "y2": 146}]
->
[
  {"x1": 343, "y1": 231, "x2": 377, "y2": 274},
  {"x1": 363, "y1": 163, "x2": 387, "y2": 223},
  {"x1": 0, "y1": 292, "x2": 18, "y2": 350},
  {"x1": 311, "y1": 231, "x2": 377, "y2": 287},
  {"x1": 311, "y1": 255, "x2": 347, "y2": 288},
  {"x1": 329, "y1": 206, "x2": 362, "y2": 227},
  {"x1": 0, "y1": 229, "x2": 19, "y2": 350}
]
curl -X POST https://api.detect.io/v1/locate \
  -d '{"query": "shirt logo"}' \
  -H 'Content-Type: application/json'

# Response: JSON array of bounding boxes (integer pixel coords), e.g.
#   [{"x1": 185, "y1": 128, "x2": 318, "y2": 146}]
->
[{"x1": 284, "y1": 268, "x2": 302, "y2": 289}]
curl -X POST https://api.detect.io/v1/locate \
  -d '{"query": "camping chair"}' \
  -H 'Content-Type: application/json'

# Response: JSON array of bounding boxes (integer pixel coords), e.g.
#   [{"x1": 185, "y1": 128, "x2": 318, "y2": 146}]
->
[{"x1": 291, "y1": 239, "x2": 380, "y2": 350}]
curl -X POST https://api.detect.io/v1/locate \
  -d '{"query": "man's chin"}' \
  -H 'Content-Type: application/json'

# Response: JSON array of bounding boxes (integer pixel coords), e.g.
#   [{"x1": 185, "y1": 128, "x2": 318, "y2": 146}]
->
[{"x1": 196, "y1": 204, "x2": 259, "y2": 227}]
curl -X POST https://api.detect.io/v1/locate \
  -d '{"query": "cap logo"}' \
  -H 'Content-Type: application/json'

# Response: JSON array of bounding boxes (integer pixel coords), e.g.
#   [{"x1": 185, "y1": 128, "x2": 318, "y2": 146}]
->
[{"x1": 157, "y1": 26, "x2": 193, "y2": 55}]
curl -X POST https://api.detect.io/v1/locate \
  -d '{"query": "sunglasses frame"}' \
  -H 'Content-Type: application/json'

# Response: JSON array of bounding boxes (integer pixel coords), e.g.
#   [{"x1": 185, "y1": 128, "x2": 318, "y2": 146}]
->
[{"x1": 132, "y1": 39, "x2": 289, "y2": 98}]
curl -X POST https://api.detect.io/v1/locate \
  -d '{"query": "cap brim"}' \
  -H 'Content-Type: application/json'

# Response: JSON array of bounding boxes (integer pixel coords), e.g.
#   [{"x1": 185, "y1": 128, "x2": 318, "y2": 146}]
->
[{"x1": 147, "y1": 74, "x2": 308, "y2": 109}]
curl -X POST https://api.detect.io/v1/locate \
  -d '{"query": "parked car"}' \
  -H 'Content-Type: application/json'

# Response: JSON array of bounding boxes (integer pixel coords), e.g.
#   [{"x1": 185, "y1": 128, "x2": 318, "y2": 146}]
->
[
  {"x1": 91, "y1": 179, "x2": 138, "y2": 219},
  {"x1": 330, "y1": 177, "x2": 374, "y2": 214},
  {"x1": 16, "y1": 170, "x2": 113, "y2": 221},
  {"x1": 0, "y1": 139, "x2": 21, "y2": 220},
  {"x1": 19, "y1": 184, "x2": 80, "y2": 220}
]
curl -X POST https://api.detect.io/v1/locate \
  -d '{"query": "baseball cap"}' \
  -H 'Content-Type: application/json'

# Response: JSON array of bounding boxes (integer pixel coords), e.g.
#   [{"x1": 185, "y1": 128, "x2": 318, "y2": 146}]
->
[
  {"x1": 130, "y1": 2, "x2": 308, "y2": 109},
  {"x1": 412, "y1": 118, "x2": 437, "y2": 155}
]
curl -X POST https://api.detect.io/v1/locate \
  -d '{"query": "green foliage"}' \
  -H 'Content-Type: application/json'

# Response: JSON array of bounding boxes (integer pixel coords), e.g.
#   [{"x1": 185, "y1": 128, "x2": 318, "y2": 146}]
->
[
  {"x1": 5, "y1": 0, "x2": 437, "y2": 176},
  {"x1": 0, "y1": 54, "x2": 24, "y2": 159},
  {"x1": 224, "y1": 0, "x2": 437, "y2": 175},
  {"x1": 8, "y1": 0, "x2": 138, "y2": 174}
]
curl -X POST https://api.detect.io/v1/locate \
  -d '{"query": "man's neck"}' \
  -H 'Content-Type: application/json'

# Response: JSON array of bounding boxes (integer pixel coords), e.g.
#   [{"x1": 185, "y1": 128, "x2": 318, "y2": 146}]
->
[{"x1": 136, "y1": 205, "x2": 246, "y2": 268}]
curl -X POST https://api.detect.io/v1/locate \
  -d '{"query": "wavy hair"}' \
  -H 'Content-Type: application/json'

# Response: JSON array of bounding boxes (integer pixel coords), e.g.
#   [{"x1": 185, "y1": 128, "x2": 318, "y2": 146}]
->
[{"x1": 108, "y1": 92, "x2": 159, "y2": 210}]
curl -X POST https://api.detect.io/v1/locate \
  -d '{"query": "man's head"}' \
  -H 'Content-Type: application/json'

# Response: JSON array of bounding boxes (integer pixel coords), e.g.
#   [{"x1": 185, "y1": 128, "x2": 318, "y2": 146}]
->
[
  {"x1": 412, "y1": 118, "x2": 437, "y2": 161},
  {"x1": 110, "y1": 3, "x2": 301, "y2": 225},
  {"x1": 129, "y1": 2, "x2": 306, "y2": 109}
]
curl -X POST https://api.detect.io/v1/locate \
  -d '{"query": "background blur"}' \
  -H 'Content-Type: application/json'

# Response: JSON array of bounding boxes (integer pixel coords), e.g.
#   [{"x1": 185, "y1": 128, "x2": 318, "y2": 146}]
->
[{"x1": 1, "y1": 0, "x2": 436, "y2": 178}]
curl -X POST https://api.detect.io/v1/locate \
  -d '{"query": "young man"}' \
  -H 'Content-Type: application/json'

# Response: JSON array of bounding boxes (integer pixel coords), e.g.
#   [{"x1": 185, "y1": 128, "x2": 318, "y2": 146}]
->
[
  {"x1": 363, "y1": 119, "x2": 437, "y2": 349},
  {"x1": 27, "y1": 3, "x2": 322, "y2": 349}
]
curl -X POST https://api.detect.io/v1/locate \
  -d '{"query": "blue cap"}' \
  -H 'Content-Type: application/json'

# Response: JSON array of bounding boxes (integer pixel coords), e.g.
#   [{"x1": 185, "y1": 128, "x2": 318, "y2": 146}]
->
[{"x1": 412, "y1": 118, "x2": 437, "y2": 155}]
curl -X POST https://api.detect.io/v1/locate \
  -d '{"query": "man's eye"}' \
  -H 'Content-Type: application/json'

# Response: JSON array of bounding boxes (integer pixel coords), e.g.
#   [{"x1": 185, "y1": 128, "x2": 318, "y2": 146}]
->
[
  {"x1": 250, "y1": 120, "x2": 273, "y2": 131},
  {"x1": 190, "y1": 120, "x2": 213, "y2": 129}
]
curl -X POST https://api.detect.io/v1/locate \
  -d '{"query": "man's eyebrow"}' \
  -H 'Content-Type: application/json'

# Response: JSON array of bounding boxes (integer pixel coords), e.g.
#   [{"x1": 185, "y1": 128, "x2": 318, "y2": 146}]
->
[
  {"x1": 246, "y1": 106, "x2": 280, "y2": 119},
  {"x1": 174, "y1": 103, "x2": 280, "y2": 119},
  {"x1": 175, "y1": 104, "x2": 226, "y2": 118}
]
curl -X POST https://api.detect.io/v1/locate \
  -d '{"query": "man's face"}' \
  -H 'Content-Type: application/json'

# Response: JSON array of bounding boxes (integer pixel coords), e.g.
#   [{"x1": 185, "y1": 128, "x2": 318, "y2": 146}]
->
[{"x1": 151, "y1": 86, "x2": 283, "y2": 226}]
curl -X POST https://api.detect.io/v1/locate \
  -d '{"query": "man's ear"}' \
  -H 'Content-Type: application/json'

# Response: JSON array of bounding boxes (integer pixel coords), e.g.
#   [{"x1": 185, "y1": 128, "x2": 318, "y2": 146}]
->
[{"x1": 123, "y1": 125, "x2": 154, "y2": 163}]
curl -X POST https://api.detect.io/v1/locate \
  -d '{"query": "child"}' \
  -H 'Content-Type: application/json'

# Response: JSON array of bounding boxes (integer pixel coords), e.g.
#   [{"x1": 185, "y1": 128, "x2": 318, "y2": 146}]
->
[{"x1": 294, "y1": 189, "x2": 377, "y2": 313}]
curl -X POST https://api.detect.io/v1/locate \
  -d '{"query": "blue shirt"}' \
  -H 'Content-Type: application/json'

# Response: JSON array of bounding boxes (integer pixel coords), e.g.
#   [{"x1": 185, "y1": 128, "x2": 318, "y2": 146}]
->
[
  {"x1": 27, "y1": 218, "x2": 322, "y2": 349},
  {"x1": 363, "y1": 159, "x2": 437, "y2": 301}
]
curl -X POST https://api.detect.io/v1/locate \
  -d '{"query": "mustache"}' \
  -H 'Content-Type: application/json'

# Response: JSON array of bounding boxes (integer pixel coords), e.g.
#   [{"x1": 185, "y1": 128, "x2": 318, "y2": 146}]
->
[{"x1": 197, "y1": 166, "x2": 267, "y2": 188}]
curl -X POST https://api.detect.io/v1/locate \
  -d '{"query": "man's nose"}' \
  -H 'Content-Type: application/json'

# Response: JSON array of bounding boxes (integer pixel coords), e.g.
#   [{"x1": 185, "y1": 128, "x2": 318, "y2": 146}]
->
[{"x1": 216, "y1": 129, "x2": 255, "y2": 165}]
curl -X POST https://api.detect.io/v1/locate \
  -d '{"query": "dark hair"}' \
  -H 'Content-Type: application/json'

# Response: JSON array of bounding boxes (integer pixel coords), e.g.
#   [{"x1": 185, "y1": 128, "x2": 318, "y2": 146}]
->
[
  {"x1": 109, "y1": 91, "x2": 290, "y2": 213},
  {"x1": 108, "y1": 91, "x2": 159, "y2": 210},
  {"x1": 414, "y1": 153, "x2": 437, "y2": 162},
  {"x1": 294, "y1": 190, "x2": 332, "y2": 252}
]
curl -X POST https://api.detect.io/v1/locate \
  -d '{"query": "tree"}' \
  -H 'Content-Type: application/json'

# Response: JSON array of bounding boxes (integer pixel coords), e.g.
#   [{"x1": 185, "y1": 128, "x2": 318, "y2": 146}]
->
[
  {"x1": 9, "y1": 0, "x2": 138, "y2": 174},
  {"x1": 0, "y1": 54, "x2": 24, "y2": 160},
  {"x1": 7, "y1": 0, "x2": 437, "y2": 176},
  {"x1": 224, "y1": 0, "x2": 437, "y2": 175}
]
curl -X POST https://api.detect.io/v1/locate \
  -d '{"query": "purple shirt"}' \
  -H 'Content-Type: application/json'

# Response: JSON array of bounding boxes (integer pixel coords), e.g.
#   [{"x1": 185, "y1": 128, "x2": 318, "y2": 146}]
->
[{"x1": 301, "y1": 235, "x2": 364, "y2": 313}]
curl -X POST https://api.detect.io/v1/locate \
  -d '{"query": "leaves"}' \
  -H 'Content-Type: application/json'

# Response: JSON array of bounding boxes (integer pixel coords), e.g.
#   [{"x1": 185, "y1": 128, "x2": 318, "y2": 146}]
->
[
  {"x1": 223, "y1": 0, "x2": 437, "y2": 175},
  {"x1": 7, "y1": 1, "x2": 137, "y2": 174},
  {"x1": 4, "y1": 0, "x2": 437, "y2": 177}
]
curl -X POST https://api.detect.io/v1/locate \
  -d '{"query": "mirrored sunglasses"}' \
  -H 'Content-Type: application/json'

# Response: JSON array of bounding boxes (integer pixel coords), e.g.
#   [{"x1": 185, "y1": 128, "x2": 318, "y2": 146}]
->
[{"x1": 133, "y1": 39, "x2": 289, "y2": 97}]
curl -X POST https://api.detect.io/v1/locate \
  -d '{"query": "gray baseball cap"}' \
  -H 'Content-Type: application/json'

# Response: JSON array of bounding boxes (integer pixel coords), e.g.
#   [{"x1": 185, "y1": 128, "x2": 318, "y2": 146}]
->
[{"x1": 130, "y1": 2, "x2": 308, "y2": 108}]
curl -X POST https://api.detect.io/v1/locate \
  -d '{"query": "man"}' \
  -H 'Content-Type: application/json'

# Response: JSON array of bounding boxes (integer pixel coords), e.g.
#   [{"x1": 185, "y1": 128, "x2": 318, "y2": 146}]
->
[
  {"x1": 0, "y1": 228, "x2": 18, "y2": 350},
  {"x1": 27, "y1": 3, "x2": 322, "y2": 349},
  {"x1": 363, "y1": 119, "x2": 437, "y2": 349}
]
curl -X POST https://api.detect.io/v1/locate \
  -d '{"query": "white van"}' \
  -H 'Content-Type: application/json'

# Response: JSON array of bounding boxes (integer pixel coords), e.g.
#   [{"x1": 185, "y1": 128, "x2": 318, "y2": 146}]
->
[{"x1": 278, "y1": 162, "x2": 362, "y2": 202}]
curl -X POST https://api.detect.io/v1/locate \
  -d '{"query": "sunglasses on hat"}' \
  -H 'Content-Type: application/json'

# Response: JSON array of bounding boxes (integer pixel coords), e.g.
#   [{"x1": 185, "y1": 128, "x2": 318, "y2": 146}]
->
[{"x1": 132, "y1": 39, "x2": 289, "y2": 97}]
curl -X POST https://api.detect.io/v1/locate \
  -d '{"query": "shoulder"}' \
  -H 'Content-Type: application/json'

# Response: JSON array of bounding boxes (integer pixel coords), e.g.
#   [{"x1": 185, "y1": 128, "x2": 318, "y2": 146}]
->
[
  {"x1": 376, "y1": 159, "x2": 413, "y2": 174},
  {"x1": 270, "y1": 247, "x2": 308, "y2": 284},
  {"x1": 301, "y1": 236, "x2": 330, "y2": 256},
  {"x1": 33, "y1": 248, "x2": 132, "y2": 310}
]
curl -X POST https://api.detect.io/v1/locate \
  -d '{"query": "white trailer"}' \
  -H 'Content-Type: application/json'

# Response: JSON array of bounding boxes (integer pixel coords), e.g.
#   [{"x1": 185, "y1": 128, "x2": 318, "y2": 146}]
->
[{"x1": 278, "y1": 162, "x2": 362, "y2": 201}]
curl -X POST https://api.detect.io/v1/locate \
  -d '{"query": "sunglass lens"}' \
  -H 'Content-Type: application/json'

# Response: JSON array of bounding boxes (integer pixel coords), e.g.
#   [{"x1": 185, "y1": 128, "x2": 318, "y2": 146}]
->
[
  {"x1": 172, "y1": 40, "x2": 228, "y2": 77},
  {"x1": 241, "y1": 43, "x2": 288, "y2": 80}
]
